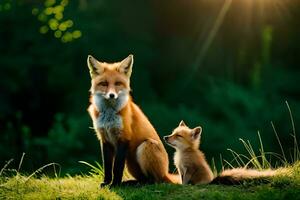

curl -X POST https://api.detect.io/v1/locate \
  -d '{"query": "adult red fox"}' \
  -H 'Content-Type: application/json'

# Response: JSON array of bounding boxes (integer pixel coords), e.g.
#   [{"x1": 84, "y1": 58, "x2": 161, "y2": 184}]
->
[
  {"x1": 87, "y1": 54, "x2": 179, "y2": 187},
  {"x1": 165, "y1": 121, "x2": 277, "y2": 185}
]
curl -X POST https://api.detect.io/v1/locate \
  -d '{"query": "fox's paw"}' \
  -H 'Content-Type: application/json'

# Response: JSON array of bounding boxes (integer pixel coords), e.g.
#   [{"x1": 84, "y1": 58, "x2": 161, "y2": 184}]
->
[{"x1": 99, "y1": 182, "x2": 110, "y2": 188}]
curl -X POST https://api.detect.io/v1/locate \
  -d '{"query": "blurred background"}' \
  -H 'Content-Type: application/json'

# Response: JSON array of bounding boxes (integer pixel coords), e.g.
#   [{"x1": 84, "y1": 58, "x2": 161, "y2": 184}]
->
[{"x1": 0, "y1": 0, "x2": 300, "y2": 174}]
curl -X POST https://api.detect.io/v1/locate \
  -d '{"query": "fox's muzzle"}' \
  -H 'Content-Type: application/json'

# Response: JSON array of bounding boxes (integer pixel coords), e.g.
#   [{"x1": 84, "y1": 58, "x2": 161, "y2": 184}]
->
[
  {"x1": 163, "y1": 136, "x2": 170, "y2": 142},
  {"x1": 105, "y1": 92, "x2": 118, "y2": 100}
]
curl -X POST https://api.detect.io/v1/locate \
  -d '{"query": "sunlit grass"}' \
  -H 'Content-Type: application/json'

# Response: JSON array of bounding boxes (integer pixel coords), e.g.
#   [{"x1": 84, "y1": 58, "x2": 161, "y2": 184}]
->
[
  {"x1": 1, "y1": 162, "x2": 300, "y2": 200},
  {"x1": 0, "y1": 174, "x2": 120, "y2": 200}
]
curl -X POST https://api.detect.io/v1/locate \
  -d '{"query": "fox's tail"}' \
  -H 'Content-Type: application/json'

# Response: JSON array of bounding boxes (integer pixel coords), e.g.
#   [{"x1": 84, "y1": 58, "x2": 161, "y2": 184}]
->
[
  {"x1": 165, "y1": 173, "x2": 182, "y2": 184},
  {"x1": 211, "y1": 168, "x2": 277, "y2": 185}
]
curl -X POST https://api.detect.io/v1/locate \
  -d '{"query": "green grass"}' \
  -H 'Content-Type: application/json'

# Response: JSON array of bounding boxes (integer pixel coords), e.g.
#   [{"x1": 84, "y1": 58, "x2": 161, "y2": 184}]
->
[{"x1": 0, "y1": 162, "x2": 300, "y2": 200}]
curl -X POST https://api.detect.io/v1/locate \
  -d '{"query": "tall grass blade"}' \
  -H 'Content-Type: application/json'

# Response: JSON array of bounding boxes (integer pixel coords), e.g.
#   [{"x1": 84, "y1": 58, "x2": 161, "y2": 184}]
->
[
  {"x1": 25, "y1": 163, "x2": 60, "y2": 182},
  {"x1": 211, "y1": 157, "x2": 218, "y2": 177},
  {"x1": 239, "y1": 138, "x2": 262, "y2": 169},
  {"x1": 286, "y1": 101, "x2": 300, "y2": 162},
  {"x1": 227, "y1": 148, "x2": 245, "y2": 167},
  {"x1": 271, "y1": 121, "x2": 288, "y2": 164},
  {"x1": 223, "y1": 159, "x2": 235, "y2": 169},
  {"x1": 79, "y1": 161, "x2": 104, "y2": 177},
  {"x1": 257, "y1": 131, "x2": 271, "y2": 169},
  {"x1": 220, "y1": 154, "x2": 224, "y2": 171},
  {"x1": 0, "y1": 159, "x2": 14, "y2": 176},
  {"x1": 17, "y1": 153, "x2": 25, "y2": 173}
]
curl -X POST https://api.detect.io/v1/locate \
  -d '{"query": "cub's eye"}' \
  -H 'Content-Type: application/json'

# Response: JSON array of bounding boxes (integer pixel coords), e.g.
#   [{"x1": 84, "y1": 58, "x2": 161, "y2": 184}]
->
[
  {"x1": 176, "y1": 135, "x2": 183, "y2": 138},
  {"x1": 98, "y1": 81, "x2": 108, "y2": 86},
  {"x1": 115, "y1": 81, "x2": 122, "y2": 86}
]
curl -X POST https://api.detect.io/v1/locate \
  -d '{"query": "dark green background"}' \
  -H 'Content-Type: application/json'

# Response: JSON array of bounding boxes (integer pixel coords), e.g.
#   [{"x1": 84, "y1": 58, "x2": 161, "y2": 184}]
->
[{"x1": 0, "y1": 0, "x2": 299, "y2": 174}]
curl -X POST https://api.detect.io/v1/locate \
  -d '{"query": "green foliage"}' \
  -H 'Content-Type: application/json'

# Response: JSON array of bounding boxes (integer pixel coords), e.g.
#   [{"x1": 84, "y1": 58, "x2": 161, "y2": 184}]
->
[
  {"x1": 32, "y1": 0, "x2": 82, "y2": 43},
  {"x1": 0, "y1": 0, "x2": 12, "y2": 12},
  {"x1": 32, "y1": 114, "x2": 99, "y2": 173},
  {"x1": 0, "y1": 0, "x2": 300, "y2": 174}
]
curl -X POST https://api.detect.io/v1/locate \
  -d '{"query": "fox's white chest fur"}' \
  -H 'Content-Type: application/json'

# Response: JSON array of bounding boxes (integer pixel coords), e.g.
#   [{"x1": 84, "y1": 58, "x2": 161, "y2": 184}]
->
[
  {"x1": 93, "y1": 92, "x2": 128, "y2": 146},
  {"x1": 174, "y1": 151, "x2": 180, "y2": 169},
  {"x1": 174, "y1": 151, "x2": 185, "y2": 175}
]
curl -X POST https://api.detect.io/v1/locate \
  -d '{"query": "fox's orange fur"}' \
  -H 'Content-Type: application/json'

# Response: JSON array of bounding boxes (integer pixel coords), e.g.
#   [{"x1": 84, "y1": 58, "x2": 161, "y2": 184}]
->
[
  {"x1": 164, "y1": 121, "x2": 213, "y2": 184},
  {"x1": 87, "y1": 54, "x2": 179, "y2": 187}
]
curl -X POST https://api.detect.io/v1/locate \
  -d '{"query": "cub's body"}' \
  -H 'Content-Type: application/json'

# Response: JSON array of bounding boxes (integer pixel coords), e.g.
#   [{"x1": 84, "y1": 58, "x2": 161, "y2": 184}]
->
[
  {"x1": 165, "y1": 121, "x2": 213, "y2": 184},
  {"x1": 174, "y1": 147, "x2": 213, "y2": 184}
]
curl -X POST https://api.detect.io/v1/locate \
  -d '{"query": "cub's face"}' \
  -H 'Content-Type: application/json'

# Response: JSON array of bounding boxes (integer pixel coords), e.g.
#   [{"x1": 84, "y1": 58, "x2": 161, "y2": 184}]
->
[{"x1": 164, "y1": 120, "x2": 202, "y2": 150}]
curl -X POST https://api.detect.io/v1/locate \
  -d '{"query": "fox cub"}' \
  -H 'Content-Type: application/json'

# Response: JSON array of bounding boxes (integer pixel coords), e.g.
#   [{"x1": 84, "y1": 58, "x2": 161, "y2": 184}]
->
[
  {"x1": 87, "y1": 54, "x2": 179, "y2": 187},
  {"x1": 165, "y1": 121, "x2": 278, "y2": 185},
  {"x1": 164, "y1": 120, "x2": 214, "y2": 184}
]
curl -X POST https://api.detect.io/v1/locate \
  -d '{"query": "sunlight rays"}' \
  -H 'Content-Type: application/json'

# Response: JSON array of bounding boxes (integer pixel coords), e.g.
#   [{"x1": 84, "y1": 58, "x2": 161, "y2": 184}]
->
[
  {"x1": 192, "y1": 0, "x2": 233, "y2": 72},
  {"x1": 180, "y1": 0, "x2": 233, "y2": 90},
  {"x1": 181, "y1": 0, "x2": 293, "y2": 90}
]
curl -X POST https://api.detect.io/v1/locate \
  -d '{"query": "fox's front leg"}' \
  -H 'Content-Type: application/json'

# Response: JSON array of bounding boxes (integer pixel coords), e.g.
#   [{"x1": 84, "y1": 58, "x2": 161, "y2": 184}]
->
[
  {"x1": 100, "y1": 142, "x2": 115, "y2": 187},
  {"x1": 110, "y1": 141, "x2": 129, "y2": 187},
  {"x1": 181, "y1": 167, "x2": 193, "y2": 184}
]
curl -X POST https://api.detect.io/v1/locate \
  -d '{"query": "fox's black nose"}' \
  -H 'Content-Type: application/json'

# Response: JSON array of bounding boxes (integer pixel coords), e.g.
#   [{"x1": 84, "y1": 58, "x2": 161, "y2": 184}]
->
[{"x1": 109, "y1": 93, "x2": 115, "y2": 99}]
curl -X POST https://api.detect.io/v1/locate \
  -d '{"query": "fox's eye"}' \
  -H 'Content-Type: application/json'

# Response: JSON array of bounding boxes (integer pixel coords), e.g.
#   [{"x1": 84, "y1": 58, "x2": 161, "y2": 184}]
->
[
  {"x1": 176, "y1": 135, "x2": 183, "y2": 138},
  {"x1": 98, "y1": 81, "x2": 108, "y2": 87},
  {"x1": 115, "y1": 81, "x2": 122, "y2": 86}
]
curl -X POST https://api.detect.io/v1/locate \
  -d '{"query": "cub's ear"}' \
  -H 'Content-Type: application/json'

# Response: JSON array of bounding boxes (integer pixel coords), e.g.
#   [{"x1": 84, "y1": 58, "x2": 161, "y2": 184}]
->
[
  {"x1": 179, "y1": 120, "x2": 186, "y2": 127},
  {"x1": 192, "y1": 126, "x2": 202, "y2": 140},
  {"x1": 119, "y1": 54, "x2": 133, "y2": 77},
  {"x1": 87, "y1": 55, "x2": 104, "y2": 78}
]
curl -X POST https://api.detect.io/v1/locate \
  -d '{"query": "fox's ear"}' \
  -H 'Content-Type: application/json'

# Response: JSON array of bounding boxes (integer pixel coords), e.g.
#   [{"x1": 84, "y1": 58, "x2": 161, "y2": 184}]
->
[
  {"x1": 192, "y1": 126, "x2": 202, "y2": 140},
  {"x1": 179, "y1": 120, "x2": 186, "y2": 127},
  {"x1": 119, "y1": 54, "x2": 133, "y2": 77},
  {"x1": 87, "y1": 55, "x2": 104, "y2": 78}
]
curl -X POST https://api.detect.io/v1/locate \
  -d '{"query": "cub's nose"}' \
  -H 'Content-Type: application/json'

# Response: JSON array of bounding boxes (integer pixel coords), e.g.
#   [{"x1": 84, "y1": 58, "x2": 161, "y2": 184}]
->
[
  {"x1": 163, "y1": 136, "x2": 169, "y2": 141},
  {"x1": 109, "y1": 93, "x2": 115, "y2": 99}
]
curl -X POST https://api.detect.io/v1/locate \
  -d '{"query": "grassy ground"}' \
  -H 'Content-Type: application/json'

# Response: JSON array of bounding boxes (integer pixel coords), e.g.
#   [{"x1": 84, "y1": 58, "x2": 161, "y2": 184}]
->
[{"x1": 1, "y1": 162, "x2": 300, "y2": 200}]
